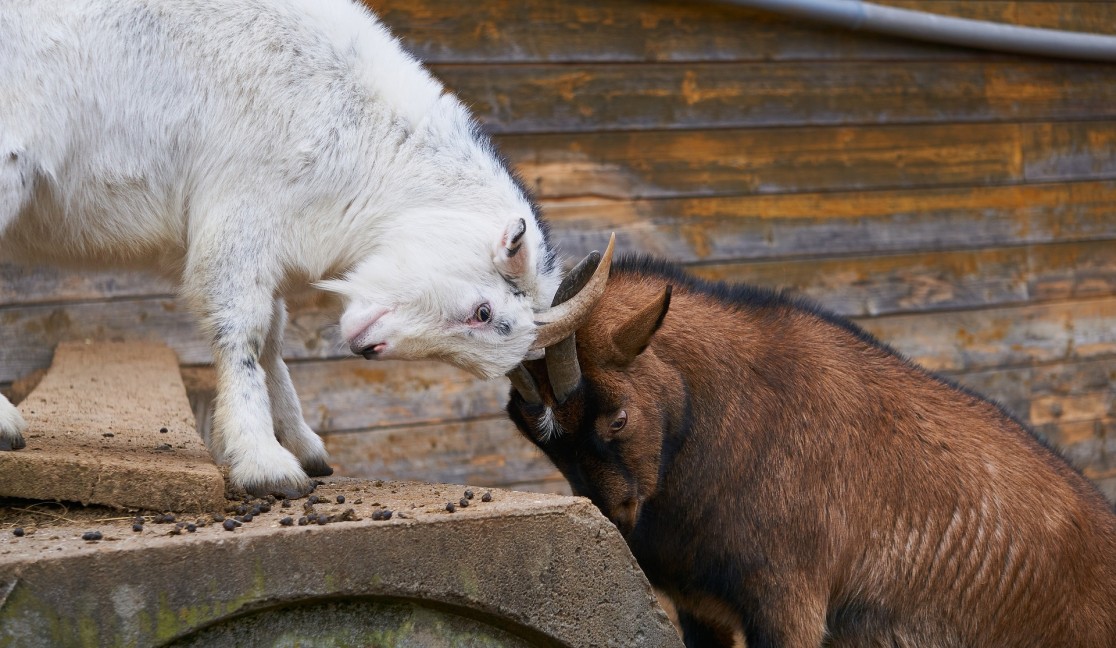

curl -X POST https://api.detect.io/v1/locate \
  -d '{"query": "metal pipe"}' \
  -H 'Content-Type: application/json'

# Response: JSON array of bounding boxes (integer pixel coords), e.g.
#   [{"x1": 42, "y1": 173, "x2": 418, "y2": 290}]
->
[{"x1": 715, "y1": 0, "x2": 1116, "y2": 62}]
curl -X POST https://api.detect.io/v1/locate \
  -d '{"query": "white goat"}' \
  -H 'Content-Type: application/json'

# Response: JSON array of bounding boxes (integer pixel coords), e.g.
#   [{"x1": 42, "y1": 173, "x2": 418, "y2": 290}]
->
[{"x1": 0, "y1": 0, "x2": 608, "y2": 497}]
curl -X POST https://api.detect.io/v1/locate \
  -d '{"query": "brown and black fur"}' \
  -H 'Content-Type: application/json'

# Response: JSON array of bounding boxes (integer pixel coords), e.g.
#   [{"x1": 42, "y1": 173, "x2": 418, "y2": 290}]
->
[{"x1": 507, "y1": 255, "x2": 1116, "y2": 648}]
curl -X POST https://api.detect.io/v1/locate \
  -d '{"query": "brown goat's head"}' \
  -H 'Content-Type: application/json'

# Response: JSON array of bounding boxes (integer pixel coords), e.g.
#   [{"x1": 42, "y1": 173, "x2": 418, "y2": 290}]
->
[{"x1": 507, "y1": 257, "x2": 680, "y2": 536}]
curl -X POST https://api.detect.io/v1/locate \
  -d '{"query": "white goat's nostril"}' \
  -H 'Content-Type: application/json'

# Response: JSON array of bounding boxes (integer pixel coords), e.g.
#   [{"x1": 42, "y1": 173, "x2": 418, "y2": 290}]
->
[{"x1": 355, "y1": 342, "x2": 387, "y2": 359}]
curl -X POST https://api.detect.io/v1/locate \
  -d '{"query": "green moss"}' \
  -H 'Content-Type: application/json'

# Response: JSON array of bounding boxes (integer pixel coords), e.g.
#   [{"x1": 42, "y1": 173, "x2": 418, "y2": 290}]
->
[{"x1": 153, "y1": 561, "x2": 270, "y2": 642}]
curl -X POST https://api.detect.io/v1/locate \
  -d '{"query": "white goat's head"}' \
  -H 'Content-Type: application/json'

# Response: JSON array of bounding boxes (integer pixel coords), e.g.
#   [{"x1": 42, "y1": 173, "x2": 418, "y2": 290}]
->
[{"x1": 323, "y1": 211, "x2": 613, "y2": 379}]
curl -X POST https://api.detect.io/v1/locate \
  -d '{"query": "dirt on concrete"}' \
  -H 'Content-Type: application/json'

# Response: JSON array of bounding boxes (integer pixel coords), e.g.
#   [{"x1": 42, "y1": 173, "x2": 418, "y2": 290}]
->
[{"x1": 0, "y1": 478, "x2": 683, "y2": 648}]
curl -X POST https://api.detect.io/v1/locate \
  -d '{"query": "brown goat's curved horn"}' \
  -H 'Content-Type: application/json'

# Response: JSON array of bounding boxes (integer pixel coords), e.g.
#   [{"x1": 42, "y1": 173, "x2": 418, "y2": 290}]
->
[
  {"x1": 544, "y1": 248, "x2": 602, "y2": 403},
  {"x1": 530, "y1": 233, "x2": 615, "y2": 351},
  {"x1": 546, "y1": 336, "x2": 580, "y2": 403},
  {"x1": 507, "y1": 363, "x2": 542, "y2": 405}
]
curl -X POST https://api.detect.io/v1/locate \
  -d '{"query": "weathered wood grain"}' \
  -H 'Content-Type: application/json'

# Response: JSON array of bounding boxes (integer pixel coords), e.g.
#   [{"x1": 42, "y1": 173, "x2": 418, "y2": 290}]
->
[
  {"x1": 10, "y1": 235, "x2": 1112, "y2": 322},
  {"x1": 369, "y1": 0, "x2": 1114, "y2": 64},
  {"x1": 947, "y1": 356, "x2": 1116, "y2": 424},
  {"x1": 1025, "y1": 121, "x2": 1116, "y2": 182},
  {"x1": 854, "y1": 297, "x2": 1116, "y2": 373},
  {"x1": 0, "y1": 295, "x2": 348, "y2": 383},
  {"x1": 542, "y1": 181, "x2": 1116, "y2": 263},
  {"x1": 1040, "y1": 418, "x2": 1116, "y2": 483},
  {"x1": 184, "y1": 359, "x2": 510, "y2": 436},
  {"x1": 7, "y1": 181, "x2": 1116, "y2": 307},
  {"x1": 0, "y1": 264, "x2": 174, "y2": 306},
  {"x1": 498, "y1": 123, "x2": 1024, "y2": 200},
  {"x1": 693, "y1": 239, "x2": 1116, "y2": 317},
  {"x1": 442, "y1": 61, "x2": 1116, "y2": 134},
  {"x1": 880, "y1": 2, "x2": 1116, "y2": 36},
  {"x1": 290, "y1": 359, "x2": 510, "y2": 433},
  {"x1": 321, "y1": 416, "x2": 562, "y2": 489}
]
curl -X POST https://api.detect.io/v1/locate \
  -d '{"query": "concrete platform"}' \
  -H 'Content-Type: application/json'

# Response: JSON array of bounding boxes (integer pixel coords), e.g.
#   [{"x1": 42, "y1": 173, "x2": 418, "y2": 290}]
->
[
  {"x1": 0, "y1": 342, "x2": 225, "y2": 512},
  {"x1": 0, "y1": 479, "x2": 682, "y2": 647}
]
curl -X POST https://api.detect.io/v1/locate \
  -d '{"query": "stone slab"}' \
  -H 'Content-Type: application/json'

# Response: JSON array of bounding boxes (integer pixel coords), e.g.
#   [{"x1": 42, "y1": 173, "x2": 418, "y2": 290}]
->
[
  {"x1": 1, "y1": 342, "x2": 224, "y2": 511},
  {"x1": 0, "y1": 479, "x2": 682, "y2": 648}
]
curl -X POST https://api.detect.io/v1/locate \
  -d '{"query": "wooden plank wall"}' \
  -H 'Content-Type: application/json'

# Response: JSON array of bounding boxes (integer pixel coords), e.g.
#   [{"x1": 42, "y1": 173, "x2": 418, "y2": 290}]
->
[{"x1": 2, "y1": 0, "x2": 1115, "y2": 498}]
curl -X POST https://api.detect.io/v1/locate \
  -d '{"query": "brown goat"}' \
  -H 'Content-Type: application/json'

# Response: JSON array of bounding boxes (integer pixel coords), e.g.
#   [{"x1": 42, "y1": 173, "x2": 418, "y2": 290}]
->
[{"x1": 507, "y1": 253, "x2": 1116, "y2": 648}]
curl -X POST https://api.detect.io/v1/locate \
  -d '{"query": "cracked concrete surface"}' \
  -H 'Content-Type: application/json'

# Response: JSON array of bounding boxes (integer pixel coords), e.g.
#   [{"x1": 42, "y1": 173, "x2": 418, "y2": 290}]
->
[{"x1": 0, "y1": 342, "x2": 225, "y2": 511}]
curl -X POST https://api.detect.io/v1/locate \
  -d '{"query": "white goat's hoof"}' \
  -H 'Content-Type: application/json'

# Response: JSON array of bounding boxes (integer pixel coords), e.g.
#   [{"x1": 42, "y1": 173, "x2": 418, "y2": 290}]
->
[
  {"x1": 237, "y1": 470, "x2": 315, "y2": 500},
  {"x1": 0, "y1": 405, "x2": 28, "y2": 451},
  {"x1": 301, "y1": 457, "x2": 334, "y2": 478},
  {"x1": 278, "y1": 422, "x2": 333, "y2": 477},
  {"x1": 228, "y1": 447, "x2": 314, "y2": 499},
  {"x1": 242, "y1": 474, "x2": 315, "y2": 500}
]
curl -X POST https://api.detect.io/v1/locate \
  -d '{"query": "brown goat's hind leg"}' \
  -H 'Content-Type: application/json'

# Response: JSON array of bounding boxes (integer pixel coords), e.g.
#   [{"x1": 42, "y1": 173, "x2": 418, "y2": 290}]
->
[{"x1": 677, "y1": 609, "x2": 737, "y2": 648}]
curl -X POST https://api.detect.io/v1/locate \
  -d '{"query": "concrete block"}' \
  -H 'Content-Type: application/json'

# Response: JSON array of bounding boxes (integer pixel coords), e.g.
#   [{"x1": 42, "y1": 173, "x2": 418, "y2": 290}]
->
[
  {"x1": 0, "y1": 342, "x2": 224, "y2": 511},
  {"x1": 0, "y1": 479, "x2": 682, "y2": 647}
]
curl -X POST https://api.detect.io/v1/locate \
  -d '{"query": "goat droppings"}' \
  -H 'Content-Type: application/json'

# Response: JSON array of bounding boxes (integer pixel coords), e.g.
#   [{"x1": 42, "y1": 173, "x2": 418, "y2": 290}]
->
[
  {"x1": 81, "y1": 531, "x2": 102, "y2": 541},
  {"x1": 458, "y1": 498, "x2": 470, "y2": 508},
  {"x1": 12, "y1": 528, "x2": 25, "y2": 537},
  {"x1": 445, "y1": 502, "x2": 456, "y2": 513},
  {"x1": 464, "y1": 490, "x2": 474, "y2": 500},
  {"x1": 336, "y1": 495, "x2": 345, "y2": 504},
  {"x1": 279, "y1": 517, "x2": 294, "y2": 526},
  {"x1": 482, "y1": 491, "x2": 493, "y2": 502},
  {"x1": 222, "y1": 519, "x2": 237, "y2": 532},
  {"x1": 132, "y1": 524, "x2": 143, "y2": 533}
]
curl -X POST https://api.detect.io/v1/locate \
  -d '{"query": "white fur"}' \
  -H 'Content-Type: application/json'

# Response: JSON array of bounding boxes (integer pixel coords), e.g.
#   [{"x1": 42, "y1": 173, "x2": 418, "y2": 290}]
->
[
  {"x1": 0, "y1": 394, "x2": 28, "y2": 450},
  {"x1": 0, "y1": 0, "x2": 561, "y2": 497},
  {"x1": 536, "y1": 407, "x2": 564, "y2": 443}
]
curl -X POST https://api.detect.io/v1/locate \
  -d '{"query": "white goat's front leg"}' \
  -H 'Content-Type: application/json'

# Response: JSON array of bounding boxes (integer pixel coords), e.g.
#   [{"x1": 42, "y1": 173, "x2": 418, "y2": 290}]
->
[
  {"x1": 0, "y1": 392, "x2": 28, "y2": 452},
  {"x1": 186, "y1": 224, "x2": 313, "y2": 499},
  {"x1": 263, "y1": 297, "x2": 333, "y2": 477},
  {"x1": 0, "y1": 145, "x2": 34, "y2": 238},
  {"x1": 0, "y1": 146, "x2": 31, "y2": 450}
]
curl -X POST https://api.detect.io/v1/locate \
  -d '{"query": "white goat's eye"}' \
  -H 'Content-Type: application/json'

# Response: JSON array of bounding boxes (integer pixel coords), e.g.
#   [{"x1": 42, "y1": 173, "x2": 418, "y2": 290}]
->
[
  {"x1": 473, "y1": 303, "x2": 492, "y2": 323},
  {"x1": 609, "y1": 410, "x2": 628, "y2": 433}
]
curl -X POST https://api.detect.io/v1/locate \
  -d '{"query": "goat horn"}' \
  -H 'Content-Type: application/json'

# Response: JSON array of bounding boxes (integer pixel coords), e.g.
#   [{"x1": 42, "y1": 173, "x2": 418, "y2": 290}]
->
[
  {"x1": 530, "y1": 233, "x2": 615, "y2": 351},
  {"x1": 544, "y1": 247, "x2": 603, "y2": 403},
  {"x1": 507, "y1": 363, "x2": 542, "y2": 405},
  {"x1": 507, "y1": 245, "x2": 603, "y2": 404}
]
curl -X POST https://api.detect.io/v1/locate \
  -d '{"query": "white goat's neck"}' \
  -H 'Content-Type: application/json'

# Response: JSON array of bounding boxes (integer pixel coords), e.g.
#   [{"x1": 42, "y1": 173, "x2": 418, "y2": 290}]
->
[{"x1": 319, "y1": 94, "x2": 532, "y2": 280}]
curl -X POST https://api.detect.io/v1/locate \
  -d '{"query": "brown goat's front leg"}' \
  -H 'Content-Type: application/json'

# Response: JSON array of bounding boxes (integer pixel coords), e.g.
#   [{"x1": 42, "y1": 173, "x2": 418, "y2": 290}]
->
[
  {"x1": 739, "y1": 577, "x2": 828, "y2": 648},
  {"x1": 677, "y1": 609, "x2": 737, "y2": 648}
]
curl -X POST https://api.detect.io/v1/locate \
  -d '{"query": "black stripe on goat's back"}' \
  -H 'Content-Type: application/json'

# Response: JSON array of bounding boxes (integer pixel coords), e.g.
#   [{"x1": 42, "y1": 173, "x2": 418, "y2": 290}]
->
[{"x1": 613, "y1": 254, "x2": 884, "y2": 350}]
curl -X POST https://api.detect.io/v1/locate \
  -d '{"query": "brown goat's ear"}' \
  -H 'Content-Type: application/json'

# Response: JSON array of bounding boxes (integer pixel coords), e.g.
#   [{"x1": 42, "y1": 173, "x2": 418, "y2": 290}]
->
[{"x1": 611, "y1": 285, "x2": 671, "y2": 365}]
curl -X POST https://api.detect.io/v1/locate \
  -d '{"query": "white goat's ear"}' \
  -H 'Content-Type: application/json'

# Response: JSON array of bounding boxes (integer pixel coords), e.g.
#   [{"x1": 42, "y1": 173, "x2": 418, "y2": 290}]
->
[{"x1": 495, "y1": 217, "x2": 529, "y2": 280}]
